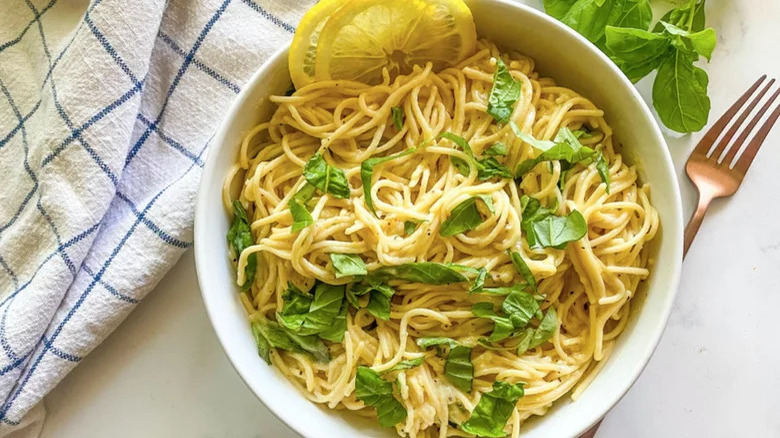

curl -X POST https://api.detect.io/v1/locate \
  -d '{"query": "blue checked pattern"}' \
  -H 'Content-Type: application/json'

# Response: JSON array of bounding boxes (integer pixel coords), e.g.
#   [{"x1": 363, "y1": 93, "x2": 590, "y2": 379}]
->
[{"x1": 0, "y1": 0, "x2": 312, "y2": 432}]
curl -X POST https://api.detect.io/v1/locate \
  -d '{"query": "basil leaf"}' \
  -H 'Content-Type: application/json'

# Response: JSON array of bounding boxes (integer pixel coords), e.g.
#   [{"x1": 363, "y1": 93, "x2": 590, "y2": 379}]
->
[
  {"x1": 471, "y1": 302, "x2": 496, "y2": 317},
  {"x1": 487, "y1": 58, "x2": 521, "y2": 124},
  {"x1": 659, "y1": 21, "x2": 716, "y2": 61},
  {"x1": 509, "y1": 121, "x2": 555, "y2": 151},
  {"x1": 319, "y1": 302, "x2": 348, "y2": 342},
  {"x1": 530, "y1": 210, "x2": 588, "y2": 249},
  {"x1": 251, "y1": 322, "x2": 272, "y2": 364},
  {"x1": 502, "y1": 290, "x2": 541, "y2": 328},
  {"x1": 484, "y1": 143, "x2": 507, "y2": 156},
  {"x1": 288, "y1": 183, "x2": 316, "y2": 232},
  {"x1": 355, "y1": 366, "x2": 408, "y2": 427},
  {"x1": 440, "y1": 132, "x2": 511, "y2": 181},
  {"x1": 514, "y1": 127, "x2": 595, "y2": 177},
  {"x1": 365, "y1": 283, "x2": 394, "y2": 320},
  {"x1": 382, "y1": 357, "x2": 424, "y2": 374},
  {"x1": 369, "y1": 263, "x2": 468, "y2": 285},
  {"x1": 543, "y1": 0, "x2": 580, "y2": 20},
  {"x1": 461, "y1": 381, "x2": 525, "y2": 437},
  {"x1": 560, "y1": 0, "x2": 627, "y2": 45},
  {"x1": 487, "y1": 316, "x2": 515, "y2": 342},
  {"x1": 445, "y1": 345, "x2": 474, "y2": 393},
  {"x1": 303, "y1": 152, "x2": 350, "y2": 199},
  {"x1": 529, "y1": 307, "x2": 558, "y2": 349},
  {"x1": 605, "y1": 27, "x2": 671, "y2": 83},
  {"x1": 479, "y1": 284, "x2": 528, "y2": 296},
  {"x1": 251, "y1": 320, "x2": 330, "y2": 363},
  {"x1": 652, "y1": 48, "x2": 710, "y2": 133},
  {"x1": 391, "y1": 106, "x2": 405, "y2": 130},
  {"x1": 595, "y1": 152, "x2": 611, "y2": 193},
  {"x1": 330, "y1": 253, "x2": 367, "y2": 278},
  {"x1": 403, "y1": 220, "x2": 419, "y2": 236},
  {"x1": 227, "y1": 201, "x2": 257, "y2": 291},
  {"x1": 508, "y1": 251, "x2": 537, "y2": 292},
  {"x1": 654, "y1": 0, "x2": 706, "y2": 33},
  {"x1": 416, "y1": 337, "x2": 459, "y2": 349},
  {"x1": 277, "y1": 282, "x2": 314, "y2": 331},
  {"x1": 469, "y1": 267, "x2": 488, "y2": 294},
  {"x1": 478, "y1": 157, "x2": 513, "y2": 180},
  {"x1": 440, "y1": 196, "x2": 493, "y2": 237},
  {"x1": 520, "y1": 196, "x2": 556, "y2": 248},
  {"x1": 612, "y1": 0, "x2": 652, "y2": 30},
  {"x1": 361, "y1": 147, "x2": 416, "y2": 215}
]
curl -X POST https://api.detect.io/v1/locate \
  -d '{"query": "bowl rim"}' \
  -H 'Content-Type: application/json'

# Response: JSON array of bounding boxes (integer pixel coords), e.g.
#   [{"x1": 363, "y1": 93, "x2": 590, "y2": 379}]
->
[{"x1": 194, "y1": 1, "x2": 683, "y2": 437}]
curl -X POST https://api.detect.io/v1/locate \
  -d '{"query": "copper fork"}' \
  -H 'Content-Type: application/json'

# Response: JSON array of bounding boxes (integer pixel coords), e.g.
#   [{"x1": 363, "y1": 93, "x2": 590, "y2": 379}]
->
[
  {"x1": 684, "y1": 74, "x2": 780, "y2": 256},
  {"x1": 580, "y1": 75, "x2": 780, "y2": 438}
]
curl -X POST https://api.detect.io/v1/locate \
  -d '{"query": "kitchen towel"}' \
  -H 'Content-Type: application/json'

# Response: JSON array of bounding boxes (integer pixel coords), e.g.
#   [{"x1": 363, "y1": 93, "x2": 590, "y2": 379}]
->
[{"x1": 0, "y1": 0, "x2": 311, "y2": 434}]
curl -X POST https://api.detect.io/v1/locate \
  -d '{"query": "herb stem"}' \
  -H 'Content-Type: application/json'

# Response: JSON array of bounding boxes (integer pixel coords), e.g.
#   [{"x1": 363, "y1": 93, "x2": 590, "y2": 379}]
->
[{"x1": 686, "y1": 0, "x2": 697, "y2": 31}]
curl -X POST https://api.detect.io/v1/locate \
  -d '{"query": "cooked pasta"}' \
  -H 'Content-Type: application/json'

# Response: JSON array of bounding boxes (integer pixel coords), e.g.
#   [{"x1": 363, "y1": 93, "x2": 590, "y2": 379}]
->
[{"x1": 223, "y1": 39, "x2": 659, "y2": 438}]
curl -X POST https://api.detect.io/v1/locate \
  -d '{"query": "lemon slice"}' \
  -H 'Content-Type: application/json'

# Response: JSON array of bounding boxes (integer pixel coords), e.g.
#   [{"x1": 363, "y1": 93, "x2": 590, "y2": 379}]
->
[
  {"x1": 313, "y1": 0, "x2": 477, "y2": 85},
  {"x1": 288, "y1": 0, "x2": 352, "y2": 89}
]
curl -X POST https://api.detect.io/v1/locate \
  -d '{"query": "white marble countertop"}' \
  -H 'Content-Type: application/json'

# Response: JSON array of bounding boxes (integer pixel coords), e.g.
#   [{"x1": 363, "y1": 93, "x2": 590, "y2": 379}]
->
[{"x1": 40, "y1": 1, "x2": 780, "y2": 437}]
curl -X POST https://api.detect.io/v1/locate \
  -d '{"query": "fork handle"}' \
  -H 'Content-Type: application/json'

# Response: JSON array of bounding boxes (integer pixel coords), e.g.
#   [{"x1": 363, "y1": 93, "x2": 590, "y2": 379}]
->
[{"x1": 684, "y1": 189, "x2": 714, "y2": 257}]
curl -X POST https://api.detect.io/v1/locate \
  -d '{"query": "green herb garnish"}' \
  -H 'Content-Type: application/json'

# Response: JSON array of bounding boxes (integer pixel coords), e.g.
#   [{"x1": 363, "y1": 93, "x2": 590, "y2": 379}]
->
[
  {"x1": 461, "y1": 381, "x2": 525, "y2": 437},
  {"x1": 439, "y1": 196, "x2": 494, "y2": 237},
  {"x1": 251, "y1": 320, "x2": 330, "y2": 364},
  {"x1": 381, "y1": 357, "x2": 424, "y2": 374},
  {"x1": 330, "y1": 253, "x2": 367, "y2": 278},
  {"x1": 303, "y1": 152, "x2": 350, "y2": 199},
  {"x1": 361, "y1": 147, "x2": 417, "y2": 216},
  {"x1": 355, "y1": 366, "x2": 408, "y2": 427},
  {"x1": 227, "y1": 200, "x2": 257, "y2": 291},
  {"x1": 417, "y1": 338, "x2": 473, "y2": 392},
  {"x1": 369, "y1": 262, "x2": 468, "y2": 285},
  {"x1": 487, "y1": 58, "x2": 522, "y2": 124},
  {"x1": 439, "y1": 132, "x2": 512, "y2": 181},
  {"x1": 391, "y1": 106, "x2": 405, "y2": 130}
]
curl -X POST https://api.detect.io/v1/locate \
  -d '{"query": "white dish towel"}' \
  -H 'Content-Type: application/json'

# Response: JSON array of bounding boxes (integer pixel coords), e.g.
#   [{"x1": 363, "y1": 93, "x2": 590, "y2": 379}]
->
[{"x1": 0, "y1": 0, "x2": 312, "y2": 434}]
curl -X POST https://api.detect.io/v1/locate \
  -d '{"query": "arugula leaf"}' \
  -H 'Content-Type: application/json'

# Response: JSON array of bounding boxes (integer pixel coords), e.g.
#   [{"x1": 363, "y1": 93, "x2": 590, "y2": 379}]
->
[
  {"x1": 530, "y1": 210, "x2": 588, "y2": 249},
  {"x1": 347, "y1": 282, "x2": 396, "y2": 320},
  {"x1": 605, "y1": 27, "x2": 671, "y2": 83},
  {"x1": 484, "y1": 143, "x2": 507, "y2": 156},
  {"x1": 595, "y1": 152, "x2": 611, "y2": 193},
  {"x1": 251, "y1": 320, "x2": 330, "y2": 363},
  {"x1": 461, "y1": 381, "x2": 525, "y2": 437},
  {"x1": 289, "y1": 184, "x2": 316, "y2": 232},
  {"x1": 355, "y1": 366, "x2": 408, "y2": 427},
  {"x1": 227, "y1": 201, "x2": 257, "y2": 291},
  {"x1": 391, "y1": 106, "x2": 405, "y2": 130},
  {"x1": 446, "y1": 346, "x2": 474, "y2": 393},
  {"x1": 381, "y1": 357, "x2": 424, "y2": 374},
  {"x1": 659, "y1": 21, "x2": 716, "y2": 61},
  {"x1": 369, "y1": 263, "x2": 468, "y2": 285},
  {"x1": 303, "y1": 152, "x2": 350, "y2": 199},
  {"x1": 440, "y1": 196, "x2": 494, "y2": 237},
  {"x1": 403, "y1": 220, "x2": 419, "y2": 236},
  {"x1": 487, "y1": 58, "x2": 522, "y2": 124},
  {"x1": 330, "y1": 253, "x2": 367, "y2": 278},
  {"x1": 508, "y1": 251, "x2": 537, "y2": 292},
  {"x1": 652, "y1": 47, "x2": 710, "y2": 133},
  {"x1": 361, "y1": 147, "x2": 417, "y2": 215},
  {"x1": 509, "y1": 121, "x2": 555, "y2": 151}
]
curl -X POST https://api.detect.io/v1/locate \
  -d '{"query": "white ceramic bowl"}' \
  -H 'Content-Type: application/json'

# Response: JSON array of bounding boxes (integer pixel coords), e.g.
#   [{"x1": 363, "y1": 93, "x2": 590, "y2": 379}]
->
[{"x1": 194, "y1": 1, "x2": 684, "y2": 436}]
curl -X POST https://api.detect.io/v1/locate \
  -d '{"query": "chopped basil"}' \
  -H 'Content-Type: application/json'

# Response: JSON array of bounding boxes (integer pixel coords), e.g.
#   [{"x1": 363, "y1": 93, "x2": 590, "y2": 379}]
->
[
  {"x1": 403, "y1": 220, "x2": 420, "y2": 236},
  {"x1": 520, "y1": 196, "x2": 556, "y2": 248},
  {"x1": 487, "y1": 58, "x2": 522, "y2": 124},
  {"x1": 381, "y1": 357, "x2": 424, "y2": 374},
  {"x1": 417, "y1": 338, "x2": 473, "y2": 392},
  {"x1": 514, "y1": 127, "x2": 595, "y2": 178},
  {"x1": 484, "y1": 143, "x2": 507, "y2": 156},
  {"x1": 391, "y1": 106, "x2": 405, "y2": 130},
  {"x1": 289, "y1": 183, "x2": 316, "y2": 232},
  {"x1": 330, "y1": 253, "x2": 367, "y2": 278},
  {"x1": 439, "y1": 196, "x2": 494, "y2": 237},
  {"x1": 471, "y1": 289, "x2": 545, "y2": 343},
  {"x1": 469, "y1": 267, "x2": 488, "y2": 294},
  {"x1": 251, "y1": 320, "x2": 330, "y2": 363},
  {"x1": 439, "y1": 132, "x2": 512, "y2": 181},
  {"x1": 355, "y1": 366, "x2": 407, "y2": 427},
  {"x1": 516, "y1": 307, "x2": 558, "y2": 355},
  {"x1": 509, "y1": 122, "x2": 555, "y2": 151},
  {"x1": 530, "y1": 210, "x2": 588, "y2": 249},
  {"x1": 347, "y1": 281, "x2": 396, "y2": 320},
  {"x1": 303, "y1": 152, "x2": 350, "y2": 199},
  {"x1": 227, "y1": 200, "x2": 257, "y2": 292},
  {"x1": 369, "y1": 263, "x2": 468, "y2": 285},
  {"x1": 277, "y1": 282, "x2": 347, "y2": 342},
  {"x1": 595, "y1": 151, "x2": 611, "y2": 193},
  {"x1": 361, "y1": 147, "x2": 417, "y2": 216},
  {"x1": 508, "y1": 251, "x2": 537, "y2": 292},
  {"x1": 461, "y1": 381, "x2": 525, "y2": 437}
]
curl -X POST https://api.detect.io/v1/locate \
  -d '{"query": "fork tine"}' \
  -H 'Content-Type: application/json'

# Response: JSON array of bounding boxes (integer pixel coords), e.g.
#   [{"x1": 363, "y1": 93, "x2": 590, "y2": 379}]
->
[
  {"x1": 693, "y1": 75, "x2": 767, "y2": 157},
  {"x1": 734, "y1": 101, "x2": 780, "y2": 175},
  {"x1": 711, "y1": 79, "x2": 775, "y2": 161},
  {"x1": 723, "y1": 86, "x2": 780, "y2": 165}
]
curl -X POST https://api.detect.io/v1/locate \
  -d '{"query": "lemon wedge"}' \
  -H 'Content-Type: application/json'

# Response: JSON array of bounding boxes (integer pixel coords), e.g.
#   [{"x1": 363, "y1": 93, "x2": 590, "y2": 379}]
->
[
  {"x1": 312, "y1": 0, "x2": 477, "y2": 85},
  {"x1": 288, "y1": 0, "x2": 352, "y2": 89}
]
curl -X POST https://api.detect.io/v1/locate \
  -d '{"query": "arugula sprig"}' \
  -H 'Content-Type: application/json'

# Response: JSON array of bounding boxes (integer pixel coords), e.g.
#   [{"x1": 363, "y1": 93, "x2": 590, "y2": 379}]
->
[
  {"x1": 545, "y1": 0, "x2": 716, "y2": 133},
  {"x1": 227, "y1": 201, "x2": 257, "y2": 292}
]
